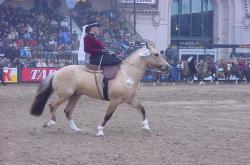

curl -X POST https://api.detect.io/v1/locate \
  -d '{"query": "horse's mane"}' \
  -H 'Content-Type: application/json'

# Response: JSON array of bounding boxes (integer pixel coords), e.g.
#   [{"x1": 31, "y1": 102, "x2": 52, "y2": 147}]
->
[
  {"x1": 121, "y1": 41, "x2": 155, "y2": 61},
  {"x1": 122, "y1": 46, "x2": 146, "y2": 62}
]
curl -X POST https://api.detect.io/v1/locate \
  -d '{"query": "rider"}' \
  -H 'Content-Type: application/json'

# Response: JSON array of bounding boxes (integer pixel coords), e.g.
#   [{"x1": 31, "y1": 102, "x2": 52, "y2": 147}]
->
[
  {"x1": 230, "y1": 55, "x2": 238, "y2": 65},
  {"x1": 187, "y1": 55, "x2": 197, "y2": 75},
  {"x1": 83, "y1": 21, "x2": 122, "y2": 66},
  {"x1": 238, "y1": 55, "x2": 246, "y2": 70},
  {"x1": 207, "y1": 56, "x2": 216, "y2": 73}
]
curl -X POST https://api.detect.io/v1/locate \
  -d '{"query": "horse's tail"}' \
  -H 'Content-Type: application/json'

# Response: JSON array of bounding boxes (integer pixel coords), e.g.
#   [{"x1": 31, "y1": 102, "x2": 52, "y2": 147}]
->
[{"x1": 30, "y1": 73, "x2": 55, "y2": 116}]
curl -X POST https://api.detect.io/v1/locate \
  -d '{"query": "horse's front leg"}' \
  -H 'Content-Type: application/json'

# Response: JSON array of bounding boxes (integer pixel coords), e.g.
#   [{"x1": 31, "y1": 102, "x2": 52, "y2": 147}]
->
[
  {"x1": 198, "y1": 76, "x2": 205, "y2": 85},
  {"x1": 127, "y1": 97, "x2": 150, "y2": 132},
  {"x1": 96, "y1": 100, "x2": 120, "y2": 136}
]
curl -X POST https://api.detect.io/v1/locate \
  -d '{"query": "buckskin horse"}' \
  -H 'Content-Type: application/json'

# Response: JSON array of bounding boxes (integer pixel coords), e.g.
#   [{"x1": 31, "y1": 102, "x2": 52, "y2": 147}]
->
[{"x1": 30, "y1": 43, "x2": 171, "y2": 136}]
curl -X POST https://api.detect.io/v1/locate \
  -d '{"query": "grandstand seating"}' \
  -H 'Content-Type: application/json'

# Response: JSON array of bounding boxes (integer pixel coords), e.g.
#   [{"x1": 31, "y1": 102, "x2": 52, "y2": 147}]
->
[{"x1": 0, "y1": 0, "x2": 143, "y2": 67}]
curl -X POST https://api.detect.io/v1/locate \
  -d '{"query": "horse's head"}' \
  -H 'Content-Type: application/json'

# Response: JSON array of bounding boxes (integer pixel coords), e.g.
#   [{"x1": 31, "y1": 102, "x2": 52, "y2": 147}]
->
[{"x1": 140, "y1": 42, "x2": 171, "y2": 71}]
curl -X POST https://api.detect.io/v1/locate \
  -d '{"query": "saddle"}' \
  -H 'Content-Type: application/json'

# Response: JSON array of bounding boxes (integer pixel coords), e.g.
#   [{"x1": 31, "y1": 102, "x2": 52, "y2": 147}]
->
[{"x1": 83, "y1": 64, "x2": 120, "y2": 101}]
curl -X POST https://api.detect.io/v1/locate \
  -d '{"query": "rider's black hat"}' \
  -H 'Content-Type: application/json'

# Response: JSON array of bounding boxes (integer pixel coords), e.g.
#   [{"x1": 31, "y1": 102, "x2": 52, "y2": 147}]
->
[{"x1": 85, "y1": 21, "x2": 100, "y2": 33}]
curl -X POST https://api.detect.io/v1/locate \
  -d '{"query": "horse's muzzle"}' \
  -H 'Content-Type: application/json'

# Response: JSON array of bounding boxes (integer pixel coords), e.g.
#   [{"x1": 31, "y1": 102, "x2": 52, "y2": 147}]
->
[{"x1": 161, "y1": 64, "x2": 172, "y2": 71}]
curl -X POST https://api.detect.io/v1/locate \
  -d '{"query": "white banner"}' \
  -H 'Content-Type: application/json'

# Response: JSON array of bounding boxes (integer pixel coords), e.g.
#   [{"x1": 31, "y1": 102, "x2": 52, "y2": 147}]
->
[
  {"x1": 78, "y1": 26, "x2": 87, "y2": 64},
  {"x1": 121, "y1": 0, "x2": 155, "y2": 4}
]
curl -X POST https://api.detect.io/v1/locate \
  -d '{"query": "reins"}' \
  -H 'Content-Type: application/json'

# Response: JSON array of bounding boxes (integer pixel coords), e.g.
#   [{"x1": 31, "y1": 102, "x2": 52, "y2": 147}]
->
[
  {"x1": 94, "y1": 71, "x2": 104, "y2": 100},
  {"x1": 94, "y1": 55, "x2": 105, "y2": 100},
  {"x1": 115, "y1": 55, "x2": 143, "y2": 71}
]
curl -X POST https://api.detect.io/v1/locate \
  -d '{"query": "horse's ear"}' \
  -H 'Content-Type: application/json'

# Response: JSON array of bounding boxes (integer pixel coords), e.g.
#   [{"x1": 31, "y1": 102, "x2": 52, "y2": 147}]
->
[
  {"x1": 139, "y1": 48, "x2": 151, "y2": 57},
  {"x1": 145, "y1": 42, "x2": 150, "y2": 50},
  {"x1": 144, "y1": 40, "x2": 156, "y2": 49}
]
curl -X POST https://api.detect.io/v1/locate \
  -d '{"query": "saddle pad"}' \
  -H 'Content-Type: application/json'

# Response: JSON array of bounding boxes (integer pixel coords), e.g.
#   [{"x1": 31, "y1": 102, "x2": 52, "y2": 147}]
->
[{"x1": 103, "y1": 64, "x2": 120, "y2": 79}]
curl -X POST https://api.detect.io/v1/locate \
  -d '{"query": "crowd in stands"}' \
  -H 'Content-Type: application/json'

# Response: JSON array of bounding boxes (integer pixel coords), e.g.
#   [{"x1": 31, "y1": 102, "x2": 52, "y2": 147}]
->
[
  {"x1": 72, "y1": 0, "x2": 144, "y2": 58},
  {"x1": 0, "y1": 0, "x2": 77, "y2": 68},
  {"x1": 0, "y1": 0, "x2": 145, "y2": 68}
]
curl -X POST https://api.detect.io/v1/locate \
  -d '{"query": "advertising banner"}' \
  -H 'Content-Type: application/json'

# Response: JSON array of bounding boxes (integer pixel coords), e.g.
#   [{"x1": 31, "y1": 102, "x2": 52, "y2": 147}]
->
[
  {"x1": 22, "y1": 68, "x2": 60, "y2": 82},
  {"x1": 3, "y1": 67, "x2": 17, "y2": 83}
]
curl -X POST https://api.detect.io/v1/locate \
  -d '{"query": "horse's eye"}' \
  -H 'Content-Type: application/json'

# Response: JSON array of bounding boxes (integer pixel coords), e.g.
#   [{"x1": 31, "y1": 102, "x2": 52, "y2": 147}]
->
[{"x1": 155, "y1": 53, "x2": 159, "y2": 57}]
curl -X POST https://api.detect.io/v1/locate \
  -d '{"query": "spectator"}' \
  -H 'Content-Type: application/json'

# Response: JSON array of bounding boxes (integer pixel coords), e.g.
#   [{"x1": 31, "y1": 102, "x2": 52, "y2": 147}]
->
[
  {"x1": 0, "y1": 40, "x2": 6, "y2": 58},
  {"x1": 36, "y1": 58, "x2": 47, "y2": 67},
  {"x1": 13, "y1": 57, "x2": 24, "y2": 69},
  {"x1": 0, "y1": 59, "x2": 6, "y2": 85},
  {"x1": 231, "y1": 55, "x2": 238, "y2": 64},
  {"x1": 60, "y1": 19, "x2": 69, "y2": 28},
  {"x1": 25, "y1": 58, "x2": 37, "y2": 68},
  {"x1": 24, "y1": 44, "x2": 32, "y2": 58}
]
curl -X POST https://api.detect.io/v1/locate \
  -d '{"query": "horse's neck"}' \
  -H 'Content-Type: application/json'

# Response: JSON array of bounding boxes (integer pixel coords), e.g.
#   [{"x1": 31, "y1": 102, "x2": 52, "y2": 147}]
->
[{"x1": 120, "y1": 54, "x2": 146, "y2": 83}]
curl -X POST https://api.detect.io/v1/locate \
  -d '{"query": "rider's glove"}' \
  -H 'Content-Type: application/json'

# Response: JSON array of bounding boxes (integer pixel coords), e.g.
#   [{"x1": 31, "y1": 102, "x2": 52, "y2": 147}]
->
[{"x1": 102, "y1": 49, "x2": 116, "y2": 56}]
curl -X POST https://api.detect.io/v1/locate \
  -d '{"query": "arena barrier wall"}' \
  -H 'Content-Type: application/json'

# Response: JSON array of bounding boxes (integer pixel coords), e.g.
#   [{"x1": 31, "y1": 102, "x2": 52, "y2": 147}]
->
[{"x1": 21, "y1": 68, "x2": 60, "y2": 82}]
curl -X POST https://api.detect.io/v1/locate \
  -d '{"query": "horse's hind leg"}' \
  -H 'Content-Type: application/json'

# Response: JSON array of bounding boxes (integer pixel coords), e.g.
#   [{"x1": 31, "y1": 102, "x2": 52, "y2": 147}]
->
[
  {"x1": 96, "y1": 100, "x2": 120, "y2": 136},
  {"x1": 64, "y1": 94, "x2": 81, "y2": 131},
  {"x1": 127, "y1": 97, "x2": 150, "y2": 132},
  {"x1": 44, "y1": 95, "x2": 68, "y2": 127}
]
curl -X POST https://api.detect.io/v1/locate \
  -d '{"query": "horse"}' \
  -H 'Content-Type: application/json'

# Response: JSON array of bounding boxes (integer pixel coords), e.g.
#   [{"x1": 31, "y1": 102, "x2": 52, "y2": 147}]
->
[
  {"x1": 30, "y1": 43, "x2": 171, "y2": 136},
  {"x1": 195, "y1": 60, "x2": 208, "y2": 85},
  {"x1": 218, "y1": 61, "x2": 235, "y2": 84},
  {"x1": 152, "y1": 69, "x2": 169, "y2": 85},
  {"x1": 206, "y1": 60, "x2": 221, "y2": 85},
  {"x1": 181, "y1": 60, "x2": 207, "y2": 84},
  {"x1": 181, "y1": 60, "x2": 194, "y2": 83},
  {"x1": 237, "y1": 63, "x2": 249, "y2": 84},
  {"x1": 152, "y1": 69, "x2": 162, "y2": 85},
  {"x1": 229, "y1": 62, "x2": 241, "y2": 85}
]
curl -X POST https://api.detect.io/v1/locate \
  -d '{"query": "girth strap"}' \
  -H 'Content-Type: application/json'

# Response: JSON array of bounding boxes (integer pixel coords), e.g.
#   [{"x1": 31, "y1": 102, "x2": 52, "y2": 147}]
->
[
  {"x1": 103, "y1": 78, "x2": 109, "y2": 101},
  {"x1": 91, "y1": 68, "x2": 109, "y2": 101},
  {"x1": 84, "y1": 65, "x2": 111, "y2": 101}
]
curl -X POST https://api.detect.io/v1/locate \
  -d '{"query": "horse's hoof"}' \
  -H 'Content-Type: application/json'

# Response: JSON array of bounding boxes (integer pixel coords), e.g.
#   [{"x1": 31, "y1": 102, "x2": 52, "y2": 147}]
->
[
  {"x1": 73, "y1": 128, "x2": 82, "y2": 132},
  {"x1": 142, "y1": 127, "x2": 150, "y2": 133},
  {"x1": 43, "y1": 120, "x2": 56, "y2": 127},
  {"x1": 96, "y1": 125, "x2": 104, "y2": 137},
  {"x1": 96, "y1": 132, "x2": 105, "y2": 137}
]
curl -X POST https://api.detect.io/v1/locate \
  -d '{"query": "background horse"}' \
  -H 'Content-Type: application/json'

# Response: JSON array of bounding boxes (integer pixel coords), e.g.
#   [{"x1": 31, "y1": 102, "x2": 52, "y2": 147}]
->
[
  {"x1": 219, "y1": 61, "x2": 235, "y2": 84},
  {"x1": 152, "y1": 69, "x2": 162, "y2": 85},
  {"x1": 206, "y1": 60, "x2": 220, "y2": 85},
  {"x1": 181, "y1": 60, "x2": 207, "y2": 84},
  {"x1": 181, "y1": 60, "x2": 193, "y2": 83},
  {"x1": 152, "y1": 69, "x2": 170, "y2": 85},
  {"x1": 30, "y1": 43, "x2": 171, "y2": 136},
  {"x1": 230, "y1": 62, "x2": 241, "y2": 85},
  {"x1": 235, "y1": 62, "x2": 250, "y2": 84},
  {"x1": 195, "y1": 60, "x2": 208, "y2": 85}
]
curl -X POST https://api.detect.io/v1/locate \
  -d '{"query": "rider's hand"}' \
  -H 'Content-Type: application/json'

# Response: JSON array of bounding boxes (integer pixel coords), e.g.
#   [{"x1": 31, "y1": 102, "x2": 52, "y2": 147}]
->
[
  {"x1": 102, "y1": 49, "x2": 116, "y2": 56},
  {"x1": 108, "y1": 51, "x2": 116, "y2": 56}
]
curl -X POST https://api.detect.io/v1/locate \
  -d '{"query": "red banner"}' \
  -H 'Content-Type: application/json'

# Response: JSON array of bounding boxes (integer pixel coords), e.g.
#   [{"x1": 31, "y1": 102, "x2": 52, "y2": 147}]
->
[{"x1": 22, "y1": 68, "x2": 60, "y2": 82}]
